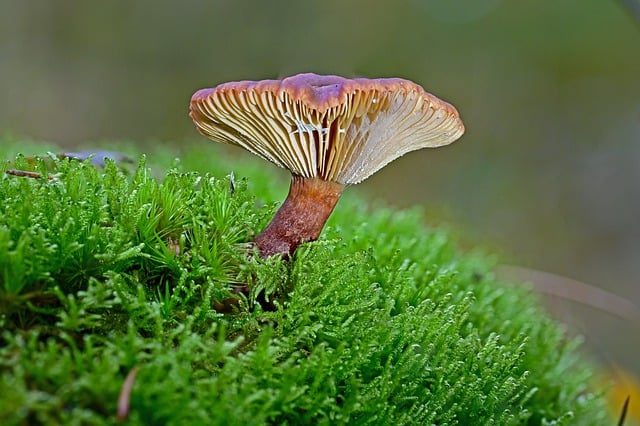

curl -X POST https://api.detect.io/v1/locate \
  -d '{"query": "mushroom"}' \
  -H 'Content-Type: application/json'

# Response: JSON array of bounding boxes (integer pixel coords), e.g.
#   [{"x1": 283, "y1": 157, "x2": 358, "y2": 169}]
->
[{"x1": 189, "y1": 73, "x2": 464, "y2": 258}]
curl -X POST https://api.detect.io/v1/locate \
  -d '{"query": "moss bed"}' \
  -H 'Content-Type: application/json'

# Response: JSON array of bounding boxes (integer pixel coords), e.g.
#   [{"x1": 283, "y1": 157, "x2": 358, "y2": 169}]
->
[{"x1": 0, "y1": 139, "x2": 608, "y2": 425}]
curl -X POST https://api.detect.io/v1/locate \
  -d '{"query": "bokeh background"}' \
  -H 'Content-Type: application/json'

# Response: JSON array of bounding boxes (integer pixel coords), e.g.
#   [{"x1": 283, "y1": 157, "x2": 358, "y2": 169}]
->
[{"x1": 1, "y1": 0, "x2": 639, "y2": 404}]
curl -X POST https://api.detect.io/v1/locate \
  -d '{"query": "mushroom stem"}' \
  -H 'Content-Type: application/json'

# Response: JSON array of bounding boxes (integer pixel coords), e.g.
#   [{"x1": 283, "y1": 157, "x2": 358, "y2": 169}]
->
[{"x1": 254, "y1": 175, "x2": 344, "y2": 258}]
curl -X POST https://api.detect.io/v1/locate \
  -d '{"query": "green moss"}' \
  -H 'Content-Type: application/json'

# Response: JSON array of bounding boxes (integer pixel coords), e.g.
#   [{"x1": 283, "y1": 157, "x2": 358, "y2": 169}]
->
[{"x1": 0, "y1": 140, "x2": 608, "y2": 425}]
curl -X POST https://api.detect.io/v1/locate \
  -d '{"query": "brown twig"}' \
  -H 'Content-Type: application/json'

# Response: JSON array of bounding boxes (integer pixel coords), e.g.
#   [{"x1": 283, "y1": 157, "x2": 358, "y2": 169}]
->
[
  {"x1": 117, "y1": 366, "x2": 139, "y2": 421},
  {"x1": 618, "y1": 395, "x2": 630, "y2": 426},
  {"x1": 5, "y1": 169, "x2": 54, "y2": 180},
  {"x1": 497, "y1": 265, "x2": 640, "y2": 323}
]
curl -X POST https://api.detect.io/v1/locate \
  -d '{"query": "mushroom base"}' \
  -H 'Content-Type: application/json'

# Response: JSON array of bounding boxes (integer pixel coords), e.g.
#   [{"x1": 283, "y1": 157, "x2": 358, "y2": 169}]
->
[{"x1": 254, "y1": 175, "x2": 344, "y2": 258}]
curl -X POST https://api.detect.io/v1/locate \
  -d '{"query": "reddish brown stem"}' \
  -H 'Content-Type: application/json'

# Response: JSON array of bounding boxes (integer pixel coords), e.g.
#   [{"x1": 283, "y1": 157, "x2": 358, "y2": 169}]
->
[{"x1": 254, "y1": 175, "x2": 344, "y2": 258}]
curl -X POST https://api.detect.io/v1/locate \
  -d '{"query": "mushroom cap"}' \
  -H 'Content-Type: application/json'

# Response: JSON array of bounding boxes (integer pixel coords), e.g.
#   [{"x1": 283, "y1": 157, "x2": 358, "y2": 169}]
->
[{"x1": 190, "y1": 73, "x2": 464, "y2": 185}]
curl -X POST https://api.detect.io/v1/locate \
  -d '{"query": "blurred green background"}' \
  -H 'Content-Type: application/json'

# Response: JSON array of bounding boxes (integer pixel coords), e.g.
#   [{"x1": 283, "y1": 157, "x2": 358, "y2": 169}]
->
[{"x1": 1, "y1": 0, "x2": 639, "y2": 389}]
